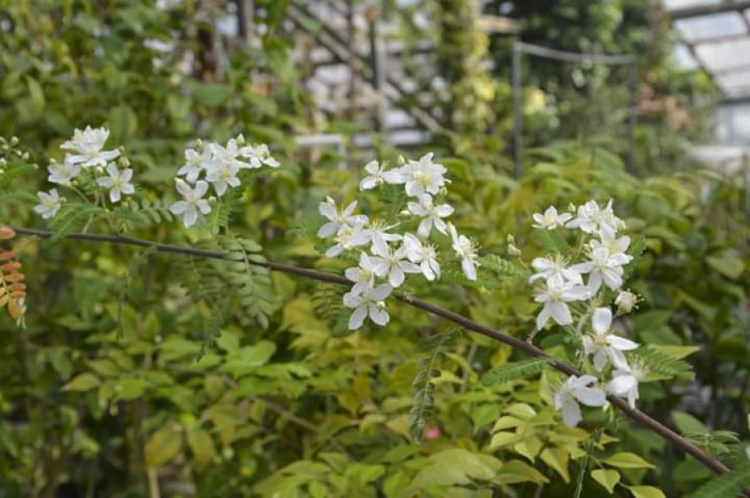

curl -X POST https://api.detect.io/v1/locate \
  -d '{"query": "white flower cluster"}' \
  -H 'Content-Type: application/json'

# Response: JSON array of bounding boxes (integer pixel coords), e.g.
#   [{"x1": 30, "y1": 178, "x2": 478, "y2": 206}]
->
[
  {"x1": 318, "y1": 154, "x2": 479, "y2": 330},
  {"x1": 34, "y1": 126, "x2": 131, "y2": 218},
  {"x1": 530, "y1": 201, "x2": 644, "y2": 427},
  {"x1": 168, "y1": 135, "x2": 279, "y2": 228}
]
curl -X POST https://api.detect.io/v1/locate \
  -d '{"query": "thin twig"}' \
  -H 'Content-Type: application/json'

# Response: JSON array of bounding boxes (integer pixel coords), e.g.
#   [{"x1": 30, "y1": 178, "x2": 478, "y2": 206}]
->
[{"x1": 9, "y1": 226, "x2": 731, "y2": 476}]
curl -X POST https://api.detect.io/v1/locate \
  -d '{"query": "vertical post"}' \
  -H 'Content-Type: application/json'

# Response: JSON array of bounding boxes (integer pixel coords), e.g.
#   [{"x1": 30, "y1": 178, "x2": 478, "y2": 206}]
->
[
  {"x1": 743, "y1": 151, "x2": 749, "y2": 216},
  {"x1": 367, "y1": 7, "x2": 387, "y2": 136},
  {"x1": 512, "y1": 40, "x2": 523, "y2": 179},
  {"x1": 347, "y1": 0, "x2": 357, "y2": 122},
  {"x1": 627, "y1": 60, "x2": 638, "y2": 175}
]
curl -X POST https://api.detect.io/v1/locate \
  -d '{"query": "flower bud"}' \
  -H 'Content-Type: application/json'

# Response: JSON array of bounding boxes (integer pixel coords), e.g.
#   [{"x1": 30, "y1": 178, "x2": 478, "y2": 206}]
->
[
  {"x1": 10, "y1": 136, "x2": 19, "y2": 146},
  {"x1": 236, "y1": 133, "x2": 246, "y2": 146}
]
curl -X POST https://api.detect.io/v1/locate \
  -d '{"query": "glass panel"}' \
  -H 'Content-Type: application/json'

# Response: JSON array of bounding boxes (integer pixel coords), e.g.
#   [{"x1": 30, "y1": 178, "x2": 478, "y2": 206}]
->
[
  {"x1": 717, "y1": 102, "x2": 750, "y2": 145},
  {"x1": 695, "y1": 38, "x2": 750, "y2": 71},
  {"x1": 715, "y1": 68, "x2": 750, "y2": 92},
  {"x1": 673, "y1": 44, "x2": 699, "y2": 70},
  {"x1": 663, "y1": 0, "x2": 722, "y2": 11},
  {"x1": 674, "y1": 12, "x2": 746, "y2": 42}
]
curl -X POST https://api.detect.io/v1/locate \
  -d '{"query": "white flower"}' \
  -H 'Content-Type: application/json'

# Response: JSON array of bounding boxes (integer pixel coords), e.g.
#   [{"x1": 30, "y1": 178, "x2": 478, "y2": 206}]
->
[
  {"x1": 534, "y1": 278, "x2": 590, "y2": 330},
  {"x1": 590, "y1": 231, "x2": 632, "y2": 257},
  {"x1": 96, "y1": 164, "x2": 135, "y2": 203},
  {"x1": 359, "y1": 160, "x2": 403, "y2": 190},
  {"x1": 169, "y1": 179, "x2": 211, "y2": 228},
  {"x1": 533, "y1": 206, "x2": 572, "y2": 230},
  {"x1": 608, "y1": 361, "x2": 644, "y2": 409},
  {"x1": 370, "y1": 245, "x2": 421, "y2": 287},
  {"x1": 571, "y1": 247, "x2": 630, "y2": 293},
  {"x1": 407, "y1": 194, "x2": 454, "y2": 238},
  {"x1": 447, "y1": 223, "x2": 479, "y2": 281},
  {"x1": 325, "y1": 220, "x2": 370, "y2": 258},
  {"x1": 317, "y1": 197, "x2": 365, "y2": 238},
  {"x1": 582, "y1": 308, "x2": 639, "y2": 371},
  {"x1": 399, "y1": 153, "x2": 449, "y2": 197},
  {"x1": 554, "y1": 375, "x2": 607, "y2": 427},
  {"x1": 47, "y1": 161, "x2": 80, "y2": 186},
  {"x1": 566, "y1": 200, "x2": 623, "y2": 237},
  {"x1": 615, "y1": 290, "x2": 639, "y2": 314},
  {"x1": 208, "y1": 138, "x2": 254, "y2": 171},
  {"x1": 345, "y1": 253, "x2": 379, "y2": 296},
  {"x1": 177, "y1": 148, "x2": 207, "y2": 183},
  {"x1": 528, "y1": 256, "x2": 583, "y2": 286},
  {"x1": 365, "y1": 221, "x2": 402, "y2": 257},
  {"x1": 60, "y1": 126, "x2": 120, "y2": 168},
  {"x1": 34, "y1": 189, "x2": 63, "y2": 219},
  {"x1": 403, "y1": 233, "x2": 441, "y2": 281},
  {"x1": 240, "y1": 143, "x2": 279, "y2": 168},
  {"x1": 343, "y1": 284, "x2": 393, "y2": 329},
  {"x1": 204, "y1": 160, "x2": 240, "y2": 197}
]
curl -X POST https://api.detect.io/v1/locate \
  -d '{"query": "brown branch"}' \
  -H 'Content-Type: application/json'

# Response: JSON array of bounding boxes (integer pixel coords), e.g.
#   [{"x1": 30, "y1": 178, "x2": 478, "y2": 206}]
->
[{"x1": 9, "y1": 226, "x2": 731, "y2": 476}]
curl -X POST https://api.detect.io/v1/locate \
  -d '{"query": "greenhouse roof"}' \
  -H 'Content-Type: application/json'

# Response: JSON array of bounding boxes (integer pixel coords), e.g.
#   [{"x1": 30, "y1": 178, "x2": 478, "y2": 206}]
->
[{"x1": 666, "y1": 0, "x2": 750, "y2": 102}]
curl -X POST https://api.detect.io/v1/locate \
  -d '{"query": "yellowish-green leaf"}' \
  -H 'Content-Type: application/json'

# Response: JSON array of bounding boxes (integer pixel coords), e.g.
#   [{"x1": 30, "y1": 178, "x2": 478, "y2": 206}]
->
[
  {"x1": 603, "y1": 452, "x2": 655, "y2": 469},
  {"x1": 541, "y1": 447, "x2": 570, "y2": 483},
  {"x1": 488, "y1": 431, "x2": 523, "y2": 451},
  {"x1": 145, "y1": 426, "x2": 183, "y2": 468},
  {"x1": 629, "y1": 485, "x2": 666, "y2": 498},
  {"x1": 63, "y1": 373, "x2": 100, "y2": 392},
  {"x1": 187, "y1": 428, "x2": 216, "y2": 467},
  {"x1": 592, "y1": 469, "x2": 620, "y2": 493}
]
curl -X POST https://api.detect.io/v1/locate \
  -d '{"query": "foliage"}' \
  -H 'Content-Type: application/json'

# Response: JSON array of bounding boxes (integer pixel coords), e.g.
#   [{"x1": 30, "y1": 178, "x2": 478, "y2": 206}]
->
[{"x1": 0, "y1": 1, "x2": 748, "y2": 498}]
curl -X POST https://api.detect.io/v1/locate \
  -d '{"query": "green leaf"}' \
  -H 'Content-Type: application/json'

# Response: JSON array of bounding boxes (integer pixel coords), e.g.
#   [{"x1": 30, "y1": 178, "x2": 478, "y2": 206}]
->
[
  {"x1": 186, "y1": 428, "x2": 216, "y2": 467},
  {"x1": 145, "y1": 426, "x2": 183, "y2": 468},
  {"x1": 481, "y1": 358, "x2": 551, "y2": 386},
  {"x1": 63, "y1": 373, "x2": 100, "y2": 392},
  {"x1": 629, "y1": 485, "x2": 666, "y2": 498},
  {"x1": 591, "y1": 469, "x2": 620, "y2": 493},
  {"x1": 113, "y1": 378, "x2": 150, "y2": 401},
  {"x1": 25, "y1": 75, "x2": 45, "y2": 117},
  {"x1": 108, "y1": 104, "x2": 138, "y2": 144},
  {"x1": 603, "y1": 452, "x2": 655, "y2": 469},
  {"x1": 191, "y1": 83, "x2": 232, "y2": 107},
  {"x1": 707, "y1": 250, "x2": 744, "y2": 279},
  {"x1": 672, "y1": 411, "x2": 709, "y2": 435}
]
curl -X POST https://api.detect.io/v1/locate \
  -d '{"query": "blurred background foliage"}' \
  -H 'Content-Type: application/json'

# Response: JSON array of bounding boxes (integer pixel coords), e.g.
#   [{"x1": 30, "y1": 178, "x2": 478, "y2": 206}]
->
[{"x1": 0, "y1": 0, "x2": 748, "y2": 497}]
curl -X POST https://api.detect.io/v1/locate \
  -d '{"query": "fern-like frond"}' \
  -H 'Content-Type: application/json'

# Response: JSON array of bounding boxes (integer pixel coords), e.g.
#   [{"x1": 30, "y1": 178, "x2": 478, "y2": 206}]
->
[
  {"x1": 632, "y1": 346, "x2": 694, "y2": 381},
  {"x1": 481, "y1": 358, "x2": 552, "y2": 387},
  {"x1": 479, "y1": 254, "x2": 531, "y2": 281},
  {"x1": 216, "y1": 235, "x2": 276, "y2": 329},
  {"x1": 409, "y1": 330, "x2": 457, "y2": 442},
  {"x1": 48, "y1": 203, "x2": 105, "y2": 241},
  {"x1": 112, "y1": 198, "x2": 175, "y2": 231},
  {"x1": 689, "y1": 463, "x2": 750, "y2": 498},
  {"x1": 534, "y1": 228, "x2": 570, "y2": 255},
  {"x1": 117, "y1": 246, "x2": 156, "y2": 338}
]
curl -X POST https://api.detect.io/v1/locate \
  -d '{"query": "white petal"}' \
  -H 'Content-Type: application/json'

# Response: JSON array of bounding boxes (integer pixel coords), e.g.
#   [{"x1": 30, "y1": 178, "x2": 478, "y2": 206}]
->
[
  {"x1": 561, "y1": 399, "x2": 582, "y2": 427},
  {"x1": 389, "y1": 266, "x2": 405, "y2": 287},
  {"x1": 550, "y1": 302, "x2": 572, "y2": 326},
  {"x1": 183, "y1": 208, "x2": 198, "y2": 228},
  {"x1": 348, "y1": 306, "x2": 367, "y2": 329},
  {"x1": 369, "y1": 305, "x2": 389, "y2": 326},
  {"x1": 592, "y1": 308, "x2": 612, "y2": 335},
  {"x1": 608, "y1": 335, "x2": 639, "y2": 351},
  {"x1": 574, "y1": 387, "x2": 607, "y2": 407},
  {"x1": 370, "y1": 284, "x2": 393, "y2": 301},
  {"x1": 536, "y1": 304, "x2": 554, "y2": 330}
]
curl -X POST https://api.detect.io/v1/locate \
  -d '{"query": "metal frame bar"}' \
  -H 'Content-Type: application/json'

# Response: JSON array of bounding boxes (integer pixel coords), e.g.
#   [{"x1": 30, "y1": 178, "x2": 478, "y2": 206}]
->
[
  {"x1": 668, "y1": 0, "x2": 750, "y2": 20},
  {"x1": 511, "y1": 41, "x2": 637, "y2": 178}
]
